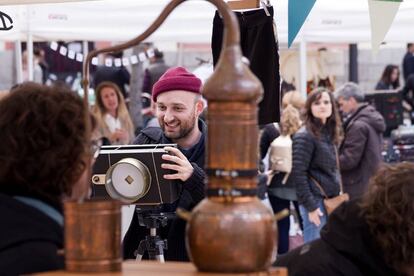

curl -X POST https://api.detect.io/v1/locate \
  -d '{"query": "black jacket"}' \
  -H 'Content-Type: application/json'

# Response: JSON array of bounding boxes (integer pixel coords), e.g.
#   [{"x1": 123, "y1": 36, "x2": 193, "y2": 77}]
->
[
  {"x1": 123, "y1": 120, "x2": 206, "y2": 262},
  {"x1": 0, "y1": 193, "x2": 64, "y2": 275},
  {"x1": 142, "y1": 60, "x2": 170, "y2": 94},
  {"x1": 292, "y1": 127, "x2": 340, "y2": 212},
  {"x1": 339, "y1": 104, "x2": 385, "y2": 199},
  {"x1": 403, "y1": 52, "x2": 414, "y2": 82},
  {"x1": 275, "y1": 200, "x2": 398, "y2": 276},
  {"x1": 93, "y1": 66, "x2": 131, "y2": 99},
  {"x1": 375, "y1": 80, "x2": 394, "y2": 90}
]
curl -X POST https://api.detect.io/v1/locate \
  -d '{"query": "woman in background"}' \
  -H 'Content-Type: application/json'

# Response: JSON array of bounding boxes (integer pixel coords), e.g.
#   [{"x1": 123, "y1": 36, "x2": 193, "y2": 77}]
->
[
  {"x1": 375, "y1": 64, "x2": 400, "y2": 90},
  {"x1": 291, "y1": 88, "x2": 342, "y2": 243},
  {"x1": 93, "y1": 81, "x2": 134, "y2": 144},
  {"x1": 260, "y1": 91, "x2": 305, "y2": 254}
]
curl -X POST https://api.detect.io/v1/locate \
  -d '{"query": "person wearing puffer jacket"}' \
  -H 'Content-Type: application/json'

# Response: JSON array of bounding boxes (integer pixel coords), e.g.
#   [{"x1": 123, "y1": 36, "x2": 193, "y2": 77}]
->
[{"x1": 291, "y1": 88, "x2": 342, "y2": 243}]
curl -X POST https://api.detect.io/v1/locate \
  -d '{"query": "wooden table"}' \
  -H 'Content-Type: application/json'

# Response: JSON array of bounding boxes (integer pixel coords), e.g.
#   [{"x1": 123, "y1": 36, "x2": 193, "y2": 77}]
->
[{"x1": 35, "y1": 261, "x2": 287, "y2": 276}]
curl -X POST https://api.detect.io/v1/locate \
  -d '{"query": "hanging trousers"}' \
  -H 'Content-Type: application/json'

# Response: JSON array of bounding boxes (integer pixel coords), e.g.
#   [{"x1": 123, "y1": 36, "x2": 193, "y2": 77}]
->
[{"x1": 211, "y1": 6, "x2": 280, "y2": 125}]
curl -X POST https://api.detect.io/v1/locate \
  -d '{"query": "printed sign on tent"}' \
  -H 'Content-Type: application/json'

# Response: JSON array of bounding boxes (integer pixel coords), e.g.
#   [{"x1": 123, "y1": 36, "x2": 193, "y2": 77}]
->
[
  {"x1": 288, "y1": 0, "x2": 316, "y2": 47},
  {"x1": 368, "y1": 0, "x2": 402, "y2": 53}
]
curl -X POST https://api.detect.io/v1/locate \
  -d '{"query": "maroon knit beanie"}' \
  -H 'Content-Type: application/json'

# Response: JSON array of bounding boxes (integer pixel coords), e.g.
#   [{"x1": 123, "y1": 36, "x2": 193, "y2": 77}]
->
[{"x1": 152, "y1": 66, "x2": 202, "y2": 102}]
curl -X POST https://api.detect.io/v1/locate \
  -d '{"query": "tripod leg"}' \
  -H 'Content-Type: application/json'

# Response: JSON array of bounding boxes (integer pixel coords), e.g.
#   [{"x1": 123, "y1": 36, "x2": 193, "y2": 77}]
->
[
  {"x1": 155, "y1": 254, "x2": 165, "y2": 263},
  {"x1": 154, "y1": 243, "x2": 165, "y2": 263},
  {"x1": 135, "y1": 239, "x2": 147, "y2": 262}
]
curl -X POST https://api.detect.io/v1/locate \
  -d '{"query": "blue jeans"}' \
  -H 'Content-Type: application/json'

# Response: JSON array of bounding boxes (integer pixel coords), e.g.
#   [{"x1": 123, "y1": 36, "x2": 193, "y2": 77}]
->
[{"x1": 299, "y1": 199, "x2": 327, "y2": 243}]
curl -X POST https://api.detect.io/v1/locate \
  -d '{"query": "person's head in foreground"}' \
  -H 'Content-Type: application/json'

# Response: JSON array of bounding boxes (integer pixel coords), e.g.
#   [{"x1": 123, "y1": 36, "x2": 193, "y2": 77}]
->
[
  {"x1": 152, "y1": 66, "x2": 204, "y2": 148},
  {"x1": 275, "y1": 162, "x2": 414, "y2": 276},
  {"x1": 0, "y1": 82, "x2": 92, "y2": 202},
  {"x1": 0, "y1": 82, "x2": 92, "y2": 274},
  {"x1": 360, "y1": 162, "x2": 414, "y2": 275}
]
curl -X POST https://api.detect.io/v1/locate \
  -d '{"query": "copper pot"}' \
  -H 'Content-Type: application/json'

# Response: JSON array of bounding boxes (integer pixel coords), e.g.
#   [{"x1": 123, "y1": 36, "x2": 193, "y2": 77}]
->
[
  {"x1": 185, "y1": 198, "x2": 276, "y2": 273},
  {"x1": 64, "y1": 199, "x2": 122, "y2": 272}
]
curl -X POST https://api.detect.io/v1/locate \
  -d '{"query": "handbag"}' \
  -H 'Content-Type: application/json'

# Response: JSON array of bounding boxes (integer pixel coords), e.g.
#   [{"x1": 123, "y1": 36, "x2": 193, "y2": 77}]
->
[{"x1": 310, "y1": 147, "x2": 349, "y2": 215}]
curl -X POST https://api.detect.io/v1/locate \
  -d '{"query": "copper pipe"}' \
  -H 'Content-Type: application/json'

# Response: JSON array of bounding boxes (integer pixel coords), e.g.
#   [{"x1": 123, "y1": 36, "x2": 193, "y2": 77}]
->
[{"x1": 82, "y1": 0, "x2": 240, "y2": 105}]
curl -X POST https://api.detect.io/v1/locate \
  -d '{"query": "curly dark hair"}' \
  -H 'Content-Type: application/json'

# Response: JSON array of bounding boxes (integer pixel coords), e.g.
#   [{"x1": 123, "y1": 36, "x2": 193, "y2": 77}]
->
[
  {"x1": 0, "y1": 82, "x2": 89, "y2": 203},
  {"x1": 304, "y1": 88, "x2": 342, "y2": 145},
  {"x1": 360, "y1": 163, "x2": 414, "y2": 274}
]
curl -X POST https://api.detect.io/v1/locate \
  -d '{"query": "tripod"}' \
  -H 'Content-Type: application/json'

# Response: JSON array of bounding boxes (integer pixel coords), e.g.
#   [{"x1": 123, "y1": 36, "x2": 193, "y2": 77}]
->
[{"x1": 135, "y1": 211, "x2": 169, "y2": 263}]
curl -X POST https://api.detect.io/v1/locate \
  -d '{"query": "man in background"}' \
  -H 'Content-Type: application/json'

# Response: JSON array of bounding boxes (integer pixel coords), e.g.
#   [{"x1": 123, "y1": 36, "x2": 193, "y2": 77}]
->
[
  {"x1": 93, "y1": 51, "x2": 130, "y2": 100},
  {"x1": 335, "y1": 82, "x2": 385, "y2": 199},
  {"x1": 402, "y1": 43, "x2": 414, "y2": 83},
  {"x1": 142, "y1": 48, "x2": 170, "y2": 94}
]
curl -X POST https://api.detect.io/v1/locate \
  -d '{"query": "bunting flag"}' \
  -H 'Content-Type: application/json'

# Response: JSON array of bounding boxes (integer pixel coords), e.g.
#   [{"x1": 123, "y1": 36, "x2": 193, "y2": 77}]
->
[
  {"x1": 49, "y1": 41, "x2": 153, "y2": 67},
  {"x1": 368, "y1": 0, "x2": 402, "y2": 53},
  {"x1": 288, "y1": 0, "x2": 316, "y2": 47}
]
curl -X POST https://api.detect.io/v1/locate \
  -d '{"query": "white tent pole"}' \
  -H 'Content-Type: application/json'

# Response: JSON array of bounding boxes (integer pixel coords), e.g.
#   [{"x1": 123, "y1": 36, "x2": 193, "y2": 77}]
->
[
  {"x1": 27, "y1": 33, "x2": 34, "y2": 81},
  {"x1": 15, "y1": 40, "x2": 23, "y2": 84},
  {"x1": 177, "y1": 42, "x2": 183, "y2": 67},
  {"x1": 299, "y1": 38, "x2": 307, "y2": 98},
  {"x1": 26, "y1": 5, "x2": 34, "y2": 81}
]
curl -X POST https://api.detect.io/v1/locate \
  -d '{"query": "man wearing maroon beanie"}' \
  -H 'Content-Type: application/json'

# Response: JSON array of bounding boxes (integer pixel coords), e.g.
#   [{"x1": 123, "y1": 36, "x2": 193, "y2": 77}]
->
[{"x1": 123, "y1": 67, "x2": 206, "y2": 262}]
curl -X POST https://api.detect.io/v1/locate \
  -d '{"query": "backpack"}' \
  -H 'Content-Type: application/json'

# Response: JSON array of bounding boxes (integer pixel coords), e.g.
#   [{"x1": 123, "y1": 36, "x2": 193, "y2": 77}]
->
[{"x1": 269, "y1": 123, "x2": 292, "y2": 184}]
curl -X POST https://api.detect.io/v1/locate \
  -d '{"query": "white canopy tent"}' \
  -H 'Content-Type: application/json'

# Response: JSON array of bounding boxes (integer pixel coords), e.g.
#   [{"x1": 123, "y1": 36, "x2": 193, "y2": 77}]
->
[
  {"x1": 1, "y1": 0, "x2": 414, "y2": 43},
  {"x1": 1, "y1": 0, "x2": 414, "y2": 88}
]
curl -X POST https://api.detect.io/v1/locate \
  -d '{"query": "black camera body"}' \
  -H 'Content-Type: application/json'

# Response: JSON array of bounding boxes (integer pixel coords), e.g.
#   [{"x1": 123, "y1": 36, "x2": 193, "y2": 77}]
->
[{"x1": 91, "y1": 144, "x2": 180, "y2": 206}]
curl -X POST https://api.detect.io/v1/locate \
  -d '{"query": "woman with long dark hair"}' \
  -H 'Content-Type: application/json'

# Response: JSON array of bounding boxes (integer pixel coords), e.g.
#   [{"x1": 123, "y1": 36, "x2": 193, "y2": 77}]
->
[
  {"x1": 291, "y1": 88, "x2": 342, "y2": 243},
  {"x1": 375, "y1": 64, "x2": 400, "y2": 90}
]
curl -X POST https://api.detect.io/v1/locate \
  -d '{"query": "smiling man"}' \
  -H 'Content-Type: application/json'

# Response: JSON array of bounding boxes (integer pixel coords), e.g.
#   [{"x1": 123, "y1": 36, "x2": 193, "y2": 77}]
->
[{"x1": 123, "y1": 67, "x2": 206, "y2": 262}]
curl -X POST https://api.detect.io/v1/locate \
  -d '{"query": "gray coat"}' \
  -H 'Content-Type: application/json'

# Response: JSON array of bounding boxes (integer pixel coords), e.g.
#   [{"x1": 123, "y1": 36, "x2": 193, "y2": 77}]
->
[{"x1": 339, "y1": 104, "x2": 385, "y2": 199}]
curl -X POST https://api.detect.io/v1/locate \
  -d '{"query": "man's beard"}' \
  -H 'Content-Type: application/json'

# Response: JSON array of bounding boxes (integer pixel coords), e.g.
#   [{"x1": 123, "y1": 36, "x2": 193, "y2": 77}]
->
[{"x1": 160, "y1": 112, "x2": 197, "y2": 141}]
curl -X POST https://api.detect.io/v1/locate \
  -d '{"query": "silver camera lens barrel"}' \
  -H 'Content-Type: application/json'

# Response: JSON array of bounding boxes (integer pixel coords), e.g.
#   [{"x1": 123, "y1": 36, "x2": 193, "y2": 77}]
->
[{"x1": 105, "y1": 158, "x2": 151, "y2": 204}]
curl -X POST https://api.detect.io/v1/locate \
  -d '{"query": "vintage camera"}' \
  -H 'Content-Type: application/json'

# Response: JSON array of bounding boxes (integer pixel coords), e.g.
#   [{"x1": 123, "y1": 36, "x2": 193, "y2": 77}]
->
[{"x1": 91, "y1": 144, "x2": 180, "y2": 206}]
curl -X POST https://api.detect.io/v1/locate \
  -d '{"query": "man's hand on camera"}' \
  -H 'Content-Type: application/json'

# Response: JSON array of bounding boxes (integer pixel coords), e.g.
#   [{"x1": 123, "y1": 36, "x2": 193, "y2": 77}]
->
[{"x1": 161, "y1": 146, "x2": 194, "y2": 182}]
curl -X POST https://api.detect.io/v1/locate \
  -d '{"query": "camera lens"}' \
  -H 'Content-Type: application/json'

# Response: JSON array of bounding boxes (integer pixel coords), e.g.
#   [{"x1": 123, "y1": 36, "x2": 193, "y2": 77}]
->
[{"x1": 105, "y1": 158, "x2": 151, "y2": 204}]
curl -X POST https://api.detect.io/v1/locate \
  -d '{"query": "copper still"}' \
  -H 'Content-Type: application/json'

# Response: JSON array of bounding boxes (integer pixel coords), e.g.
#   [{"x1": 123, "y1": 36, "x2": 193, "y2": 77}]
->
[
  {"x1": 64, "y1": 200, "x2": 122, "y2": 272},
  {"x1": 82, "y1": 0, "x2": 276, "y2": 273}
]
